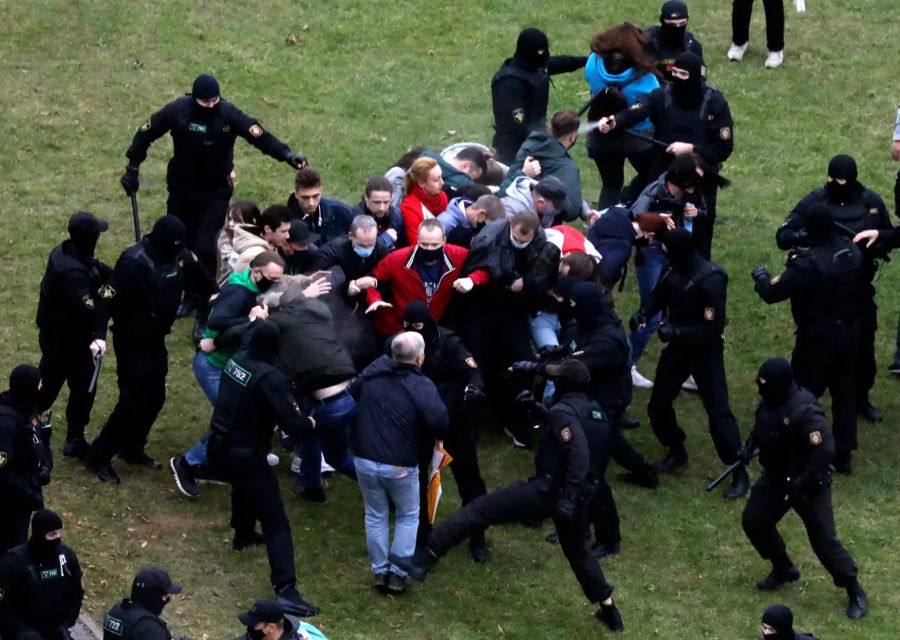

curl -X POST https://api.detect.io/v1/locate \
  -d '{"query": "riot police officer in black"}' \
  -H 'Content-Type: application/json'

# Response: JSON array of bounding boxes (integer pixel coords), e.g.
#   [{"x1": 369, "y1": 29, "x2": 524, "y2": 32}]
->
[
  {"x1": 739, "y1": 358, "x2": 867, "y2": 620},
  {"x1": 36, "y1": 212, "x2": 111, "y2": 460},
  {"x1": 102, "y1": 568, "x2": 182, "y2": 640},
  {"x1": 775, "y1": 154, "x2": 892, "y2": 425},
  {"x1": 633, "y1": 229, "x2": 748, "y2": 497},
  {"x1": 207, "y1": 321, "x2": 319, "y2": 617},
  {"x1": 491, "y1": 28, "x2": 587, "y2": 164},
  {"x1": 0, "y1": 365, "x2": 52, "y2": 554},
  {"x1": 409, "y1": 359, "x2": 624, "y2": 633},
  {"x1": 755, "y1": 205, "x2": 865, "y2": 472},
  {"x1": 0, "y1": 509, "x2": 84, "y2": 640},
  {"x1": 86, "y1": 216, "x2": 218, "y2": 484},
  {"x1": 397, "y1": 301, "x2": 489, "y2": 562},
  {"x1": 646, "y1": 1, "x2": 705, "y2": 82}
]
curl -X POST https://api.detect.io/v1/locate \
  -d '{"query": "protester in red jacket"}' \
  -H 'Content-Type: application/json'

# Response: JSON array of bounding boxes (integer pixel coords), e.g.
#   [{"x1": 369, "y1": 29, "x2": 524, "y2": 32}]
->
[
  {"x1": 366, "y1": 219, "x2": 488, "y2": 335},
  {"x1": 400, "y1": 157, "x2": 449, "y2": 245}
]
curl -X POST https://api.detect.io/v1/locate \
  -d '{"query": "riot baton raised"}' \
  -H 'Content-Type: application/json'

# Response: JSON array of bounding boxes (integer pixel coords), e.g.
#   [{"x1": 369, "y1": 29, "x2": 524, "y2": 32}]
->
[{"x1": 130, "y1": 192, "x2": 141, "y2": 243}]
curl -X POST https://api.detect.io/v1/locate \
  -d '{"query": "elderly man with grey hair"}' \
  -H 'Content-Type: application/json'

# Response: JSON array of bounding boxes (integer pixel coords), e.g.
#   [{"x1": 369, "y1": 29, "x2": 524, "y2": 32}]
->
[{"x1": 348, "y1": 332, "x2": 449, "y2": 595}]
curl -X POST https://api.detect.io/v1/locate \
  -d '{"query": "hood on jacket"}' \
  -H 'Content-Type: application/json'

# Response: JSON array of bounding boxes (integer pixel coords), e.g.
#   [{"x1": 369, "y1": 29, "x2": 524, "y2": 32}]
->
[
  {"x1": 232, "y1": 224, "x2": 271, "y2": 254},
  {"x1": 501, "y1": 176, "x2": 538, "y2": 216},
  {"x1": 225, "y1": 268, "x2": 261, "y2": 294},
  {"x1": 443, "y1": 197, "x2": 472, "y2": 228},
  {"x1": 585, "y1": 53, "x2": 639, "y2": 87}
]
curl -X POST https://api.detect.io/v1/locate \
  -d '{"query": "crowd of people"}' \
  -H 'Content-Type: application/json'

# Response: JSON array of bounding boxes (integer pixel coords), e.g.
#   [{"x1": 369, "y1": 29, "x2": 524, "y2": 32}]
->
[{"x1": 1, "y1": 1, "x2": 897, "y2": 638}]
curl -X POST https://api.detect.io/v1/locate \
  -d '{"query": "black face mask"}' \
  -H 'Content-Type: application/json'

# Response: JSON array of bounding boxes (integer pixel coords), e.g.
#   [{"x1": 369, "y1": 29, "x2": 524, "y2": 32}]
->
[
  {"x1": 603, "y1": 52, "x2": 629, "y2": 75},
  {"x1": 247, "y1": 627, "x2": 266, "y2": 640},
  {"x1": 149, "y1": 238, "x2": 182, "y2": 263},
  {"x1": 415, "y1": 247, "x2": 444, "y2": 264},
  {"x1": 256, "y1": 275, "x2": 276, "y2": 293},
  {"x1": 660, "y1": 23, "x2": 686, "y2": 47},
  {"x1": 405, "y1": 321, "x2": 437, "y2": 346},
  {"x1": 671, "y1": 75, "x2": 702, "y2": 105},
  {"x1": 28, "y1": 536, "x2": 61, "y2": 563},
  {"x1": 825, "y1": 180, "x2": 854, "y2": 203},
  {"x1": 70, "y1": 230, "x2": 100, "y2": 259},
  {"x1": 190, "y1": 100, "x2": 220, "y2": 122}
]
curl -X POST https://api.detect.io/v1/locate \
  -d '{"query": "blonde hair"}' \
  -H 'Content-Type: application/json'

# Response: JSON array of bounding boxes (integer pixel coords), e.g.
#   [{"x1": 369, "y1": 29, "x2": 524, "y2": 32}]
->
[{"x1": 403, "y1": 157, "x2": 439, "y2": 194}]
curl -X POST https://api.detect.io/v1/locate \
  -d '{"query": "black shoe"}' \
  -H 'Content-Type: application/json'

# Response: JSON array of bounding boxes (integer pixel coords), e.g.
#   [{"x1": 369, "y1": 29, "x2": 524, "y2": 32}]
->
[
  {"x1": 833, "y1": 450, "x2": 852, "y2": 474},
  {"x1": 755, "y1": 565, "x2": 801, "y2": 591},
  {"x1": 374, "y1": 572, "x2": 390, "y2": 593},
  {"x1": 195, "y1": 464, "x2": 229, "y2": 485},
  {"x1": 63, "y1": 437, "x2": 89, "y2": 460},
  {"x1": 385, "y1": 572, "x2": 409, "y2": 595},
  {"x1": 176, "y1": 300, "x2": 196, "y2": 319},
  {"x1": 618, "y1": 415, "x2": 640, "y2": 430},
  {"x1": 724, "y1": 465, "x2": 750, "y2": 499},
  {"x1": 232, "y1": 530, "x2": 265, "y2": 551},
  {"x1": 292, "y1": 483, "x2": 327, "y2": 503},
  {"x1": 503, "y1": 427, "x2": 529, "y2": 449},
  {"x1": 595, "y1": 602, "x2": 624, "y2": 632},
  {"x1": 619, "y1": 463, "x2": 659, "y2": 489},
  {"x1": 119, "y1": 452, "x2": 162, "y2": 469},
  {"x1": 591, "y1": 542, "x2": 621, "y2": 558},
  {"x1": 653, "y1": 446, "x2": 688, "y2": 474},
  {"x1": 408, "y1": 547, "x2": 438, "y2": 582},
  {"x1": 846, "y1": 582, "x2": 868, "y2": 619},
  {"x1": 858, "y1": 401, "x2": 883, "y2": 424},
  {"x1": 169, "y1": 456, "x2": 200, "y2": 498},
  {"x1": 888, "y1": 362, "x2": 900, "y2": 375},
  {"x1": 274, "y1": 585, "x2": 320, "y2": 617},
  {"x1": 192, "y1": 317, "x2": 207, "y2": 344},
  {"x1": 545, "y1": 532, "x2": 560, "y2": 545},
  {"x1": 469, "y1": 540, "x2": 491, "y2": 563},
  {"x1": 91, "y1": 461, "x2": 121, "y2": 485}
]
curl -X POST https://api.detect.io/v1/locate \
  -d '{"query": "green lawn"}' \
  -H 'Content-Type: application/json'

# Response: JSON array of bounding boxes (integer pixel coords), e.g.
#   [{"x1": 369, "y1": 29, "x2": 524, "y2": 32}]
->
[{"x1": 2, "y1": 1, "x2": 899, "y2": 638}]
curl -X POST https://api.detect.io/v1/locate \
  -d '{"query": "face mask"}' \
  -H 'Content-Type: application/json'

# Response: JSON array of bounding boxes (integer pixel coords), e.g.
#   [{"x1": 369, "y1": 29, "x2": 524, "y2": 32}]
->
[
  {"x1": 416, "y1": 247, "x2": 443, "y2": 263},
  {"x1": 660, "y1": 23, "x2": 686, "y2": 47},
  {"x1": 825, "y1": 180, "x2": 853, "y2": 203},
  {"x1": 509, "y1": 233, "x2": 532, "y2": 249},
  {"x1": 353, "y1": 244, "x2": 375, "y2": 258},
  {"x1": 247, "y1": 627, "x2": 266, "y2": 640},
  {"x1": 29, "y1": 536, "x2": 61, "y2": 563},
  {"x1": 603, "y1": 52, "x2": 628, "y2": 75},
  {"x1": 256, "y1": 275, "x2": 275, "y2": 293},
  {"x1": 671, "y1": 74, "x2": 702, "y2": 104}
]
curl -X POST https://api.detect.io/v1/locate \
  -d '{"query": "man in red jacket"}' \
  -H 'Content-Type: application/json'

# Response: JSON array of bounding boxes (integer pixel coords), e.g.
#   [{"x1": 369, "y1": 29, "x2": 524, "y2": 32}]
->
[{"x1": 365, "y1": 219, "x2": 488, "y2": 335}]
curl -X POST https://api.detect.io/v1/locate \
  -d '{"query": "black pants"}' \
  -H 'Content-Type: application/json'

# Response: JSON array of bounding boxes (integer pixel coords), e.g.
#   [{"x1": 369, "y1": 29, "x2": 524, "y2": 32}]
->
[
  {"x1": 167, "y1": 184, "x2": 232, "y2": 278},
  {"x1": 608, "y1": 415, "x2": 650, "y2": 474},
  {"x1": 589, "y1": 134, "x2": 657, "y2": 209},
  {"x1": 855, "y1": 294, "x2": 877, "y2": 407},
  {"x1": 37, "y1": 333, "x2": 98, "y2": 442},
  {"x1": 588, "y1": 479, "x2": 621, "y2": 547},
  {"x1": 742, "y1": 473, "x2": 857, "y2": 587},
  {"x1": 91, "y1": 334, "x2": 167, "y2": 464},
  {"x1": 732, "y1": 0, "x2": 785, "y2": 51},
  {"x1": 428, "y1": 477, "x2": 614, "y2": 603},
  {"x1": 492, "y1": 131, "x2": 526, "y2": 166},
  {"x1": 792, "y1": 331, "x2": 858, "y2": 452},
  {"x1": 0, "y1": 509, "x2": 32, "y2": 555},
  {"x1": 209, "y1": 437, "x2": 297, "y2": 588},
  {"x1": 648, "y1": 342, "x2": 742, "y2": 464}
]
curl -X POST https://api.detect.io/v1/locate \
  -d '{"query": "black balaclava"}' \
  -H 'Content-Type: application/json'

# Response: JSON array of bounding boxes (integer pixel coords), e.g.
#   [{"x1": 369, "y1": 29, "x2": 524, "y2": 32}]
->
[
  {"x1": 68, "y1": 212, "x2": 106, "y2": 259},
  {"x1": 570, "y1": 282, "x2": 610, "y2": 328},
  {"x1": 403, "y1": 300, "x2": 438, "y2": 346},
  {"x1": 9, "y1": 364, "x2": 42, "y2": 410},
  {"x1": 756, "y1": 358, "x2": 794, "y2": 405},
  {"x1": 825, "y1": 154, "x2": 858, "y2": 203},
  {"x1": 515, "y1": 28, "x2": 550, "y2": 69},
  {"x1": 246, "y1": 321, "x2": 281, "y2": 363},
  {"x1": 659, "y1": 1, "x2": 689, "y2": 47},
  {"x1": 805, "y1": 204, "x2": 834, "y2": 241},
  {"x1": 661, "y1": 228, "x2": 696, "y2": 272},
  {"x1": 191, "y1": 74, "x2": 221, "y2": 120},
  {"x1": 671, "y1": 52, "x2": 703, "y2": 105},
  {"x1": 761, "y1": 603, "x2": 796, "y2": 640},
  {"x1": 147, "y1": 216, "x2": 187, "y2": 263},
  {"x1": 28, "y1": 509, "x2": 63, "y2": 563},
  {"x1": 132, "y1": 585, "x2": 169, "y2": 616},
  {"x1": 550, "y1": 275, "x2": 582, "y2": 320},
  {"x1": 665, "y1": 154, "x2": 701, "y2": 193},
  {"x1": 603, "y1": 51, "x2": 629, "y2": 75}
]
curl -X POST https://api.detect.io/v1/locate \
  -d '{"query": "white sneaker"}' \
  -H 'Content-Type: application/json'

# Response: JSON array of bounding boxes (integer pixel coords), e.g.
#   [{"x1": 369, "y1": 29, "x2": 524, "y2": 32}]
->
[
  {"x1": 290, "y1": 453, "x2": 302, "y2": 474},
  {"x1": 321, "y1": 454, "x2": 336, "y2": 474},
  {"x1": 764, "y1": 50, "x2": 784, "y2": 69},
  {"x1": 267, "y1": 453, "x2": 280, "y2": 467},
  {"x1": 631, "y1": 366, "x2": 654, "y2": 389},
  {"x1": 727, "y1": 42, "x2": 748, "y2": 61},
  {"x1": 503, "y1": 427, "x2": 528, "y2": 449},
  {"x1": 682, "y1": 375, "x2": 698, "y2": 392}
]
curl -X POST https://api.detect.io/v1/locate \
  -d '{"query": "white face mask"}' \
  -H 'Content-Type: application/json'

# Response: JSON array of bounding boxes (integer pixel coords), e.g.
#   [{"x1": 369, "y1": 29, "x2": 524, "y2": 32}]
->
[{"x1": 509, "y1": 232, "x2": 531, "y2": 249}]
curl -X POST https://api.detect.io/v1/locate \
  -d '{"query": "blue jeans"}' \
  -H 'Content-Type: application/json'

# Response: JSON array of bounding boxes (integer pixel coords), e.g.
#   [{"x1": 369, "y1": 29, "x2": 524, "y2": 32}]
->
[
  {"x1": 186, "y1": 353, "x2": 223, "y2": 466},
  {"x1": 355, "y1": 457, "x2": 420, "y2": 577},
  {"x1": 630, "y1": 246, "x2": 667, "y2": 366},
  {"x1": 293, "y1": 390, "x2": 357, "y2": 488},
  {"x1": 528, "y1": 311, "x2": 562, "y2": 350}
]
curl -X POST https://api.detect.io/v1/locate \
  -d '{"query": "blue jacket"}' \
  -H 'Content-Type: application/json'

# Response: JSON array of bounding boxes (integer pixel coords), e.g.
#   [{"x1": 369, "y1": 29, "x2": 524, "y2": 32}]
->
[
  {"x1": 286, "y1": 193, "x2": 354, "y2": 245},
  {"x1": 349, "y1": 356, "x2": 449, "y2": 467},
  {"x1": 584, "y1": 55, "x2": 658, "y2": 132},
  {"x1": 587, "y1": 206, "x2": 639, "y2": 288}
]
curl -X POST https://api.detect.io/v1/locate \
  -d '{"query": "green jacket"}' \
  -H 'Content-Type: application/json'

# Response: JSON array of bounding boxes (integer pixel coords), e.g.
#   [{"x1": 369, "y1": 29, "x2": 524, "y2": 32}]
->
[{"x1": 204, "y1": 269, "x2": 260, "y2": 369}]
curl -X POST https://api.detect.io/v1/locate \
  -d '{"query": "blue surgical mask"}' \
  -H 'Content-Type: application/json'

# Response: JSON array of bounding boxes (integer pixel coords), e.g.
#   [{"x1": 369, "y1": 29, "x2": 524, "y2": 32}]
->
[{"x1": 353, "y1": 244, "x2": 375, "y2": 258}]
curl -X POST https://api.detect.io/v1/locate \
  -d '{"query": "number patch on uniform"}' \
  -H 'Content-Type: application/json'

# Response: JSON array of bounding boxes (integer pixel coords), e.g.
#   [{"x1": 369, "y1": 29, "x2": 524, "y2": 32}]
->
[
  {"x1": 82, "y1": 294, "x2": 95, "y2": 309},
  {"x1": 591, "y1": 410, "x2": 603, "y2": 420},
  {"x1": 809, "y1": 430, "x2": 822, "y2": 445},
  {"x1": 703, "y1": 307, "x2": 715, "y2": 321},
  {"x1": 249, "y1": 124, "x2": 264, "y2": 137},
  {"x1": 40, "y1": 568, "x2": 60, "y2": 579},
  {"x1": 719, "y1": 127, "x2": 732, "y2": 140},
  {"x1": 104, "y1": 615, "x2": 124, "y2": 637},
  {"x1": 869, "y1": 208, "x2": 879, "y2": 215},
  {"x1": 189, "y1": 123, "x2": 208, "y2": 133},
  {"x1": 560, "y1": 427, "x2": 573, "y2": 442},
  {"x1": 224, "y1": 360, "x2": 252, "y2": 387}
]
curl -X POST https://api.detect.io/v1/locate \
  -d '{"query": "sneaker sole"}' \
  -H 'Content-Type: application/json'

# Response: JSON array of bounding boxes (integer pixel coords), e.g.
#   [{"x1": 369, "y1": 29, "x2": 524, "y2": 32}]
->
[
  {"x1": 503, "y1": 428, "x2": 528, "y2": 449},
  {"x1": 169, "y1": 457, "x2": 199, "y2": 498}
]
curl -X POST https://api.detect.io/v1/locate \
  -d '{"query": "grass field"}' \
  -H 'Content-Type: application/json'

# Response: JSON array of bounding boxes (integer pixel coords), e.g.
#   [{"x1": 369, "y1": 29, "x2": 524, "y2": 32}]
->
[{"x1": 2, "y1": 1, "x2": 900, "y2": 638}]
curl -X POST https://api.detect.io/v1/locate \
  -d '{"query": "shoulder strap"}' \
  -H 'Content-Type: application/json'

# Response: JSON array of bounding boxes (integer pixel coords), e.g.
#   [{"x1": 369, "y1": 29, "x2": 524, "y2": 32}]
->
[{"x1": 698, "y1": 87, "x2": 715, "y2": 122}]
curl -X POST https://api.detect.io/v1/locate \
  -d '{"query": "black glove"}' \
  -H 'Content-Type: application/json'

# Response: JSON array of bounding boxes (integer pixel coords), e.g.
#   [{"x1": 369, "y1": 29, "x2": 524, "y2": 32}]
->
[
  {"x1": 515, "y1": 390, "x2": 537, "y2": 406},
  {"x1": 736, "y1": 444, "x2": 756, "y2": 466},
  {"x1": 750, "y1": 265, "x2": 769, "y2": 281},
  {"x1": 537, "y1": 345, "x2": 568, "y2": 362},
  {"x1": 286, "y1": 152, "x2": 308, "y2": 169},
  {"x1": 464, "y1": 384, "x2": 485, "y2": 402},
  {"x1": 629, "y1": 312, "x2": 647, "y2": 333},
  {"x1": 510, "y1": 360, "x2": 542, "y2": 374},
  {"x1": 556, "y1": 496, "x2": 577, "y2": 520},
  {"x1": 657, "y1": 323, "x2": 678, "y2": 343},
  {"x1": 120, "y1": 165, "x2": 140, "y2": 195}
]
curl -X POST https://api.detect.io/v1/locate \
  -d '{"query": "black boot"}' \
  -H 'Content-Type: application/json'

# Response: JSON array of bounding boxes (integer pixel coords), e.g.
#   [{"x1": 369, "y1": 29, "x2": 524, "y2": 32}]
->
[
  {"x1": 468, "y1": 533, "x2": 491, "y2": 563},
  {"x1": 756, "y1": 562, "x2": 800, "y2": 591},
  {"x1": 274, "y1": 584, "x2": 320, "y2": 617},
  {"x1": 408, "y1": 546, "x2": 438, "y2": 582},
  {"x1": 724, "y1": 464, "x2": 750, "y2": 499},
  {"x1": 232, "y1": 530, "x2": 265, "y2": 551},
  {"x1": 63, "y1": 437, "x2": 90, "y2": 460},
  {"x1": 618, "y1": 415, "x2": 640, "y2": 430},
  {"x1": 846, "y1": 581, "x2": 868, "y2": 619},
  {"x1": 833, "y1": 450, "x2": 852, "y2": 474},
  {"x1": 619, "y1": 463, "x2": 659, "y2": 488},
  {"x1": 119, "y1": 451, "x2": 162, "y2": 469},
  {"x1": 858, "y1": 400, "x2": 883, "y2": 424},
  {"x1": 595, "y1": 601, "x2": 624, "y2": 632},
  {"x1": 653, "y1": 445, "x2": 688, "y2": 473},
  {"x1": 192, "y1": 316, "x2": 207, "y2": 344},
  {"x1": 591, "y1": 541, "x2": 621, "y2": 558}
]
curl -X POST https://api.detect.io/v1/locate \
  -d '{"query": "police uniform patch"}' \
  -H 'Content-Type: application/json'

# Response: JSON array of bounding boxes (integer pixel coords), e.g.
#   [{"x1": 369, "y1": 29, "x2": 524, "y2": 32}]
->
[
  {"x1": 82, "y1": 295, "x2": 95, "y2": 309},
  {"x1": 703, "y1": 307, "x2": 715, "y2": 321},
  {"x1": 178, "y1": 259, "x2": 185, "y2": 269},
  {"x1": 512, "y1": 108, "x2": 525, "y2": 124},
  {"x1": 869, "y1": 208, "x2": 879, "y2": 215},
  {"x1": 591, "y1": 410, "x2": 603, "y2": 420},
  {"x1": 770, "y1": 274, "x2": 781, "y2": 285},
  {"x1": 465, "y1": 357, "x2": 477, "y2": 369},
  {"x1": 783, "y1": 416, "x2": 790, "y2": 426},
  {"x1": 0, "y1": 451, "x2": 7, "y2": 468},
  {"x1": 99, "y1": 284, "x2": 116, "y2": 300},
  {"x1": 719, "y1": 127, "x2": 732, "y2": 140},
  {"x1": 809, "y1": 430, "x2": 822, "y2": 445},
  {"x1": 249, "y1": 124, "x2": 264, "y2": 137},
  {"x1": 560, "y1": 427, "x2": 573, "y2": 442},
  {"x1": 139, "y1": 119, "x2": 151, "y2": 132},
  {"x1": 706, "y1": 114, "x2": 715, "y2": 121},
  {"x1": 629, "y1": 103, "x2": 642, "y2": 111}
]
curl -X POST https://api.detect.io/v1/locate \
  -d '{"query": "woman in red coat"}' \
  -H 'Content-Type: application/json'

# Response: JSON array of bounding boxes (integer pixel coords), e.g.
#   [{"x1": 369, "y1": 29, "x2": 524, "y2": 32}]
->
[{"x1": 400, "y1": 157, "x2": 448, "y2": 245}]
